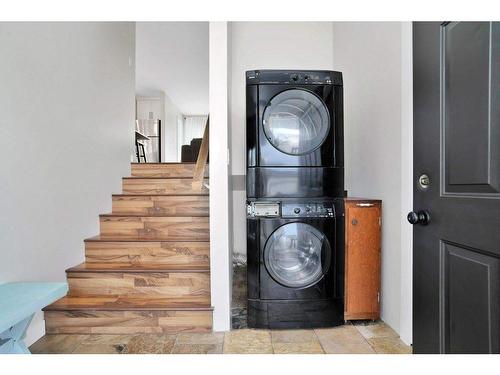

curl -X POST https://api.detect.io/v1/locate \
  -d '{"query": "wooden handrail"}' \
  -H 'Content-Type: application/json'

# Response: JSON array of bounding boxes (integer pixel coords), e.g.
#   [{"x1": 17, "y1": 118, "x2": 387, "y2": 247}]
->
[{"x1": 192, "y1": 116, "x2": 209, "y2": 191}]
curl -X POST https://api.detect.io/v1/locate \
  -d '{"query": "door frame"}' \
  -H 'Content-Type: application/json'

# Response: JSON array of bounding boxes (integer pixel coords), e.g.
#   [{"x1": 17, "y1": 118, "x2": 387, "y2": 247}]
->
[{"x1": 400, "y1": 21, "x2": 414, "y2": 346}]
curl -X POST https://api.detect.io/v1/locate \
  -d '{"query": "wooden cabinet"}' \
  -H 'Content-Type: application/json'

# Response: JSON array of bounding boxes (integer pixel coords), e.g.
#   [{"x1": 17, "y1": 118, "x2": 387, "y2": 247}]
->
[{"x1": 344, "y1": 198, "x2": 382, "y2": 321}]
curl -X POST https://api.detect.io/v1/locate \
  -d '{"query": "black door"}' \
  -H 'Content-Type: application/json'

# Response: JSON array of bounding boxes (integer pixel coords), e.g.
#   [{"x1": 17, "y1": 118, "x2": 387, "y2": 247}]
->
[{"x1": 412, "y1": 22, "x2": 500, "y2": 353}]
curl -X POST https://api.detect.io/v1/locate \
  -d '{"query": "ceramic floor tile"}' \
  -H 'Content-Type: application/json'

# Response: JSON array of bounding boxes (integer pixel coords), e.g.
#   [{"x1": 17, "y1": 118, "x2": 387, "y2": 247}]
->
[
  {"x1": 175, "y1": 332, "x2": 224, "y2": 345},
  {"x1": 273, "y1": 341, "x2": 324, "y2": 354},
  {"x1": 122, "y1": 334, "x2": 177, "y2": 354},
  {"x1": 223, "y1": 329, "x2": 273, "y2": 354},
  {"x1": 29, "y1": 334, "x2": 89, "y2": 354},
  {"x1": 354, "y1": 321, "x2": 398, "y2": 340},
  {"x1": 271, "y1": 329, "x2": 318, "y2": 343},
  {"x1": 315, "y1": 325, "x2": 375, "y2": 354},
  {"x1": 71, "y1": 334, "x2": 134, "y2": 354},
  {"x1": 368, "y1": 337, "x2": 412, "y2": 354},
  {"x1": 171, "y1": 343, "x2": 223, "y2": 354},
  {"x1": 315, "y1": 325, "x2": 363, "y2": 342},
  {"x1": 29, "y1": 327, "x2": 411, "y2": 355}
]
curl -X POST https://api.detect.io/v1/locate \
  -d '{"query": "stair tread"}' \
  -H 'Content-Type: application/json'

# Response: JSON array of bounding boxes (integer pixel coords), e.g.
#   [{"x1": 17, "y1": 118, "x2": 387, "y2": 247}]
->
[
  {"x1": 66, "y1": 262, "x2": 210, "y2": 273},
  {"x1": 101, "y1": 213, "x2": 209, "y2": 218},
  {"x1": 116, "y1": 195, "x2": 210, "y2": 197},
  {"x1": 131, "y1": 162, "x2": 209, "y2": 166},
  {"x1": 44, "y1": 296, "x2": 213, "y2": 311},
  {"x1": 84, "y1": 235, "x2": 210, "y2": 243},
  {"x1": 112, "y1": 194, "x2": 209, "y2": 197},
  {"x1": 100, "y1": 214, "x2": 209, "y2": 218},
  {"x1": 124, "y1": 176, "x2": 209, "y2": 180},
  {"x1": 131, "y1": 162, "x2": 198, "y2": 165}
]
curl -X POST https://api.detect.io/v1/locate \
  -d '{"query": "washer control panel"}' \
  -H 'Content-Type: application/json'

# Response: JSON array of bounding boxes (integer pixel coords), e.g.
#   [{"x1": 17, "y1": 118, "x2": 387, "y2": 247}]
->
[
  {"x1": 248, "y1": 201, "x2": 336, "y2": 218},
  {"x1": 282, "y1": 202, "x2": 336, "y2": 218}
]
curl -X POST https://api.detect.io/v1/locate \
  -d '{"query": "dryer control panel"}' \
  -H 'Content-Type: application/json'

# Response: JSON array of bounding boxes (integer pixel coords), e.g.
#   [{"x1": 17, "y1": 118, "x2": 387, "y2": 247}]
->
[{"x1": 246, "y1": 70, "x2": 343, "y2": 86}]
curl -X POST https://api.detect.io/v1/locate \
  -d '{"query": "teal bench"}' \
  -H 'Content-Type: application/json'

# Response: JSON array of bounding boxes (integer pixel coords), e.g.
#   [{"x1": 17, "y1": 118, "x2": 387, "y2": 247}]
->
[{"x1": 0, "y1": 282, "x2": 68, "y2": 354}]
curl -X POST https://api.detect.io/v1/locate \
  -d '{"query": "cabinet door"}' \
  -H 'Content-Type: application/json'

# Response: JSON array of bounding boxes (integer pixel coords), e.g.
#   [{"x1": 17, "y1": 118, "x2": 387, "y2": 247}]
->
[
  {"x1": 345, "y1": 204, "x2": 381, "y2": 320},
  {"x1": 136, "y1": 98, "x2": 161, "y2": 120}
]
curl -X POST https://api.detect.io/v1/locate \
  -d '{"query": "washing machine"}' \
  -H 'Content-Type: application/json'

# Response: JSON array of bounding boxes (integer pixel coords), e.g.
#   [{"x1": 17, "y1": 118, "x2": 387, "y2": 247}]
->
[
  {"x1": 246, "y1": 199, "x2": 344, "y2": 329},
  {"x1": 246, "y1": 70, "x2": 344, "y2": 198}
]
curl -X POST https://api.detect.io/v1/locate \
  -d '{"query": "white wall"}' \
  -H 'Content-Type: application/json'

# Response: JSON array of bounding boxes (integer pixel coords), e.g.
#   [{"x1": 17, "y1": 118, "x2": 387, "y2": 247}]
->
[
  {"x1": 0, "y1": 22, "x2": 135, "y2": 345},
  {"x1": 209, "y1": 22, "x2": 232, "y2": 331},
  {"x1": 332, "y1": 22, "x2": 411, "y2": 340},
  {"x1": 136, "y1": 22, "x2": 209, "y2": 115},
  {"x1": 229, "y1": 22, "x2": 335, "y2": 259},
  {"x1": 163, "y1": 92, "x2": 183, "y2": 162}
]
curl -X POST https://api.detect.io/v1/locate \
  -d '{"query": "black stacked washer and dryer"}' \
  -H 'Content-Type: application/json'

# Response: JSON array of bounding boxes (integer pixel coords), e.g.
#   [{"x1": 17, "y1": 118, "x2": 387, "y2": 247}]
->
[{"x1": 246, "y1": 70, "x2": 345, "y2": 329}]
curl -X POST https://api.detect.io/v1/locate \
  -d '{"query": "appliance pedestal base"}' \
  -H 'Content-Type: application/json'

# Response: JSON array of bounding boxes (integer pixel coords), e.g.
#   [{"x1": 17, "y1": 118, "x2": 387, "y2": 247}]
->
[{"x1": 247, "y1": 299, "x2": 344, "y2": 329}]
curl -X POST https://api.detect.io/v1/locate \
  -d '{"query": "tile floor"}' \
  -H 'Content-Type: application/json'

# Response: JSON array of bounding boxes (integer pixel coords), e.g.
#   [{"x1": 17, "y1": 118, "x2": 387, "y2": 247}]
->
[{"x1": 29, "y1": 321, "x2": 412, "y2": 354}]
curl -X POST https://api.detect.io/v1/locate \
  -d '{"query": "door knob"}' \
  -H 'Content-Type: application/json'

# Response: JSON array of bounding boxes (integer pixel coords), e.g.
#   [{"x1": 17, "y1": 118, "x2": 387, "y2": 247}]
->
[{"x1": 407, "y1": 210, "x2": 430, "y2": 225}]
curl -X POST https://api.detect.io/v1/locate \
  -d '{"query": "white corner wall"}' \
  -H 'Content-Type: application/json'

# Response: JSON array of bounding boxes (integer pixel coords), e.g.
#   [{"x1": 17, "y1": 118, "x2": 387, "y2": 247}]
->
[
  {"x1": 0, "y1": 22, "x2": 135, "y2": 345},
  {"x1": 209, "y1": 22, "x2": 232, "y2": 331},
  {"x1": 229, "y1": 22, "x2": 335, "y2": 260},
  {"x1": 332, "y1": 22, "x2": 412, "y2": 341}
]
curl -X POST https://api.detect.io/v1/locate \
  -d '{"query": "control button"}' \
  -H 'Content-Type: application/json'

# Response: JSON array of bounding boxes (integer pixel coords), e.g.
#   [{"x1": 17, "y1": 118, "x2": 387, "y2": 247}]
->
[
  {"x1": 291, "y1": 74, "x2": 299, "y2": 81},
  {"x1": 293, "y1": 207, "x2": 301, "y2": 214},
  {"x1": 305, "y1": 206, "x2": 311, "y2": 213},
  {"x1": 304, "y1": 75, "x2": 309, "y2": 80}
]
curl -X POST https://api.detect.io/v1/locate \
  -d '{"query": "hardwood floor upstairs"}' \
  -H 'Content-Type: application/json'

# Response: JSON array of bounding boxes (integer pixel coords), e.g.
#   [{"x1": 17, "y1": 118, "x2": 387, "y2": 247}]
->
[{"x1": 44, "y1": 163, "x2": 212, "y2": 334}]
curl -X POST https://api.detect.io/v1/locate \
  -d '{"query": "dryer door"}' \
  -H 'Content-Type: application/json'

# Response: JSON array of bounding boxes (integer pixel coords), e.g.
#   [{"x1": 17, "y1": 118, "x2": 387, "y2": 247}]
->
[
  {"x1": 264, "y1": 222, "x2": 331, "y2": 289},
  {"x1": 262, "y1": 89, "x2": 330, "y2": 156}
]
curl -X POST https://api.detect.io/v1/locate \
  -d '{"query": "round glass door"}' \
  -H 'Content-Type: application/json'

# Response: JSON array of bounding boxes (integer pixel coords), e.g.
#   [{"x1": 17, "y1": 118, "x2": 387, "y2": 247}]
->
[
  {"x1": 264, "y1": 223, "x2": 331, "y2": 288},
  {"x1": 262, "y1": 89, "x2": 330, "y2": 155}
]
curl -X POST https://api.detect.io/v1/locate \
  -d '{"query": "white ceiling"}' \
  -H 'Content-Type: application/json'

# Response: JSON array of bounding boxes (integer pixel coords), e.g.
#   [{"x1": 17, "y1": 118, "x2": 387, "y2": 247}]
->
[{"x1": 135, "y1": 22, "x2": 209, "y2": 115}]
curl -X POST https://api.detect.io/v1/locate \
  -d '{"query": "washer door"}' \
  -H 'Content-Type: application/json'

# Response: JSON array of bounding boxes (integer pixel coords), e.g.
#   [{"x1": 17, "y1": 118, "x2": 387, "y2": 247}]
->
[
  {"x1": 262, "y1": 89, "x2": 330, "y2": 155},
  {"x1": 264, "y1": 222, "x2": 331, "y2": 288}
]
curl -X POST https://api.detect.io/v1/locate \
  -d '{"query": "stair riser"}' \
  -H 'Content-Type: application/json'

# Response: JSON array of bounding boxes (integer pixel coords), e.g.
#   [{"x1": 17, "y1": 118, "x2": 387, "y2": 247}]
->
[
  {"x1": 112, "y1": 195, "x2": 209, "y2": 216},
  {"x1": 122, "y1": 178, "x2": 209, "y2": 195},
  {"x1": 85, "y1": 241, "x2": 210, "y2": 266},
  {"x1": 100, "y1": 216, "x2": 210, "y2": 241},
  {"x1": 131, "y1": 164, "x2": 209, "y2": 178},
  {"x1": 44, "y1": 310, "x2": 212, "y2": 334},
  {"x1": 67, "y1": 272, "x2": 210, "y2": 302}
]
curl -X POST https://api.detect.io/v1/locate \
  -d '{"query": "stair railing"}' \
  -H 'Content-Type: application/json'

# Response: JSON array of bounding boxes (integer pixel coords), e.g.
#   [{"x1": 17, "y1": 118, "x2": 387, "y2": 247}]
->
[{"x1": 192, "y1": 116, "x2": 209, "y2": 192}]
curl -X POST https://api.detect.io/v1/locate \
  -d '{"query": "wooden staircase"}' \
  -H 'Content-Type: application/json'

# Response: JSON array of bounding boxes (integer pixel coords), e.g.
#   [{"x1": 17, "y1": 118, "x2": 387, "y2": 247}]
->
[{"x1": 43, "y1": 162, "x2": 212, "y2": 334}]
